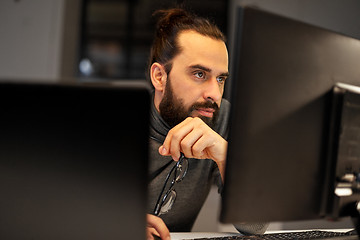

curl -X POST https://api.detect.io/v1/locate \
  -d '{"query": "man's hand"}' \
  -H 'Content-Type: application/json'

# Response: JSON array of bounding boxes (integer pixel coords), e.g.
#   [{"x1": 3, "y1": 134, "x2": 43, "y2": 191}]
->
[
  {"x1": 147, "y1": 214, "x2": 170, "y2": 240},
  {"x1": 158, "y1": 117, "x2": 228, "y2": 180}
]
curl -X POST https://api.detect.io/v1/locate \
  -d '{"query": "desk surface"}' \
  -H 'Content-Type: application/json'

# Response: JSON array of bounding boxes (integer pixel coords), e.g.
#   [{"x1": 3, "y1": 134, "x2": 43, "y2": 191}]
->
[
  {"x1": 170, "y1": 229, "x2": 354, "y2": 240},
  {"x1": 171, "y1": 232, "x2": 239, "y2": 240}
]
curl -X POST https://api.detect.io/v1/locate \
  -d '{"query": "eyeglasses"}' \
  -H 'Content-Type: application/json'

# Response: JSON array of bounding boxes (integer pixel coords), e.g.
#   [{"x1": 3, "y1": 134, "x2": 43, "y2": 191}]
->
[{"x1": 154, "y1": 153, "x2": 189, "y2": 216}]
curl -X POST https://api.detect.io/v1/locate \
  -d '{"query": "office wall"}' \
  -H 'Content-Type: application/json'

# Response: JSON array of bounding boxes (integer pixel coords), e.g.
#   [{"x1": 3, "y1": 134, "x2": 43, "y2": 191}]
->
[
  {"x1": 229, "y1": 0, "x2": 360, "y2": 41},
  {"x1": 0, "y1": 0, "x2": 80, "y2": 82}
]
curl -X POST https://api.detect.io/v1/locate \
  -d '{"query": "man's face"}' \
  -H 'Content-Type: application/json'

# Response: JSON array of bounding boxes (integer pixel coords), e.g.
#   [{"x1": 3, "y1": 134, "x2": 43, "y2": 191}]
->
[{"x1": 159, "y1": 30, "x2": 229, "y2": 128}]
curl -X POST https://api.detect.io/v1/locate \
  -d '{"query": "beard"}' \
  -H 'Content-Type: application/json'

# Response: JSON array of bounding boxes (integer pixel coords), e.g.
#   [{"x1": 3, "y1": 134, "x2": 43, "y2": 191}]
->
[{"x1": 159, "y1": 77, "x2": 220, "y2": 129}]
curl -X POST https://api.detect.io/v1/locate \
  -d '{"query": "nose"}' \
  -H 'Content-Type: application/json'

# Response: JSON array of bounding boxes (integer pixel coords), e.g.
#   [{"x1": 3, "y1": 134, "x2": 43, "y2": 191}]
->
[{"x1": 203, "y1": 77, "x2": 222, "y2": 103}]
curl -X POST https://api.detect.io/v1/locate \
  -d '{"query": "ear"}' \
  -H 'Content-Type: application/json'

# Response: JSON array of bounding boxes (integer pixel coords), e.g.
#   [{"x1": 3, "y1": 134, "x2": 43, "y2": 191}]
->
[{"x1": 150, "y1": 62, "x2": 167, "y2": 92}]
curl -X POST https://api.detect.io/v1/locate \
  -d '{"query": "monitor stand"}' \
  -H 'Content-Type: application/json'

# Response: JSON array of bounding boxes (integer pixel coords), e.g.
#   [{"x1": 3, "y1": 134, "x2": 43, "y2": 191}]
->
[
  {"x1": 339, "y1": 201, "x2": 360, "y2": 236},
  {"x1": 350, "y1": 203, "x2": 360, "y2": 236}
]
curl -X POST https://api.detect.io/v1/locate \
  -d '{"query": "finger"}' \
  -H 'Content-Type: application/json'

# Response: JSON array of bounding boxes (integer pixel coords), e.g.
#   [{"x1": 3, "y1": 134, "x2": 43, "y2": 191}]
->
[
  {"x1": 179, "y1": 118, "x2": 215, "y2": 158},
  {"x1": 147, "y1": 214, "x2": 170, "y2": 240},
  {"x1": 163, "y1": 117, "x2": 195, "y2": 161},
  {"x1": 180, "y1": 127, "x2": 203, "y2": 158},
  {"x1": 158, "y1": 145, "x2": 168, "y2": 156},
  {"x1": 147, "y1": 227, "x2": 158, "y2": 240},
  {"x1": 159, "y1": 117, "x2": 193, "y2": 157},
  {"x1": 193, "y1": 130, "x2": 228, "y2": 162},
  {"x1": 191, "y1": 134, "x2": 214, "y2": 159}
]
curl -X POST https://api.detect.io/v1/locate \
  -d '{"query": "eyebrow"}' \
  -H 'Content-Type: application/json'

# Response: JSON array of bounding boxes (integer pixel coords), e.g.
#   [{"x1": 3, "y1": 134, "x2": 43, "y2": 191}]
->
[{"x1": 189, "y1": 64, "x2": 229, "y2": 77}]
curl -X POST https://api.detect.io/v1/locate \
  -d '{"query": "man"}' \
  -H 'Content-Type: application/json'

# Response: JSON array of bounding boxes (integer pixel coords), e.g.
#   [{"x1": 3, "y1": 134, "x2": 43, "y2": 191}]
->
[{"x1": 146, "y1": 8, "x2": 267, "y2": 240}]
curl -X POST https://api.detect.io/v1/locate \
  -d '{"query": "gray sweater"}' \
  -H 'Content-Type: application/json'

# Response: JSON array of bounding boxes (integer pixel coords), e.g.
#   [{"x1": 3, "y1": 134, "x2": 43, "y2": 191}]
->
[{"x1": 147, "y1": 97, "x2": 268, "y2": 234}]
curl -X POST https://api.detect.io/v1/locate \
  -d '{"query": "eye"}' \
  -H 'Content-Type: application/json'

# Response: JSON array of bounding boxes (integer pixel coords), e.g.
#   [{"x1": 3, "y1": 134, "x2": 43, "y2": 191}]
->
[
  {"x1": 216, "y1": 76, "x2": 227, "y2": 84},
  {"x1": 194, "y1": 71, "x2": 205, "y2": 79}
]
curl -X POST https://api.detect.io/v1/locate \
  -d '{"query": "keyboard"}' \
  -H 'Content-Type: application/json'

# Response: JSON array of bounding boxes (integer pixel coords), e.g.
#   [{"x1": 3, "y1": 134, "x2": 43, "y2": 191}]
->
[{"x1": 188, "y1": 230, "x2": 358, "y2": 240}]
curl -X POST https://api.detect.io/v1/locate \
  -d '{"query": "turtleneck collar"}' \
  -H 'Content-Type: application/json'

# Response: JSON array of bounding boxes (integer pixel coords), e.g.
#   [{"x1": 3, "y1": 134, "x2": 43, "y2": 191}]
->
[{"x1": 149, "y1": 93, "x2": 171, "y2": 144}]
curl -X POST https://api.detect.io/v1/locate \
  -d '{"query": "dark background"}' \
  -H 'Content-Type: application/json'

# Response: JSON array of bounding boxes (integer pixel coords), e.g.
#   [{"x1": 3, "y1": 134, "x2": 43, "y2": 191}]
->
[{"x1": 78, "y1": 0, "x2": 229, "y2": 80}]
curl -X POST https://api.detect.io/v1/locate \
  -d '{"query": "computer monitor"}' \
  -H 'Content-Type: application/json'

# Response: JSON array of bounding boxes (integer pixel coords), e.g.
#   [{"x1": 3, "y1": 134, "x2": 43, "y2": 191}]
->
[
  {"x1": 221, "y1": 6, "x2": 360, "y2": 230},
  {"x1": 0, "y1": 80, "x2": 151, "y2": 239}
]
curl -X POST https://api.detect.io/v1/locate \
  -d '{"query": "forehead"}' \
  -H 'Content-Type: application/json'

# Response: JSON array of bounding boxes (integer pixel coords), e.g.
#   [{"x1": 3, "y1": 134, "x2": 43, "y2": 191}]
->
[{"x1": 175, "y1": 30, "x2": 228, "y2": 72}]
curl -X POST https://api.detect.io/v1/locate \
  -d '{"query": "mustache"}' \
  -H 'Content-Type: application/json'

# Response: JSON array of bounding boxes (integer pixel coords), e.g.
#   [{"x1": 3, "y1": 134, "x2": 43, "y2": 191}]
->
[{"x1": 190, "y1": 101, "x2": 219, "y2": 112}]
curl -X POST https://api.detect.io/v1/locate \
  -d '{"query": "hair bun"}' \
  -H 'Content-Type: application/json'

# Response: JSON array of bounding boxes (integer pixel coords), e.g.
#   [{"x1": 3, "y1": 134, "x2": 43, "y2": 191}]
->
[{"x1": 154, "y1": 8, "x2": 194, "y2": 34}]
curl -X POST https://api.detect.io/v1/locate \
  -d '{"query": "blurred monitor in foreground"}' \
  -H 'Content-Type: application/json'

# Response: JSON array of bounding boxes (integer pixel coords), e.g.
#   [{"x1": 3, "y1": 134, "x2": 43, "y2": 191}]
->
[
  {"x1": 221, "y1": 6, "x2": 360, "y2": 232},
  {"x1": 0, "y1": 81, "x2": 151, "y2": 240}
]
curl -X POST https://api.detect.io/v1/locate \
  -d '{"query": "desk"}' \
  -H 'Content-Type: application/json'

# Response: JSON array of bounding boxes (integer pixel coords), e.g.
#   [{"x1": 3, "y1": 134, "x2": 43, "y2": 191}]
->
[
  {"x1": 170, "y1": 229, "x2": 355, "y2": 240},
  {"x1": 171, "y1": 232, "x2": 240, "y2": 240}
]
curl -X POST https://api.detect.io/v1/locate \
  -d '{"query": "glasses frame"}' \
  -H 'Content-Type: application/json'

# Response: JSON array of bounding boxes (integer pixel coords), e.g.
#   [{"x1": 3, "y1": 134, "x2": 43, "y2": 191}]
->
[{"x1": 153, "y1": 153, "x2": 188, "y2": 216}]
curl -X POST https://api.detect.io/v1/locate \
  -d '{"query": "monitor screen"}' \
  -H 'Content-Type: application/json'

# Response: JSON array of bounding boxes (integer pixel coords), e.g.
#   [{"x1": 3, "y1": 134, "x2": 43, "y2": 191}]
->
[
  {"x1": 221, "y1": 6, "x2": 360, "y2": 225},
  {"x1": 0, "y1": 80, "x2": 151, "y2": 239}
]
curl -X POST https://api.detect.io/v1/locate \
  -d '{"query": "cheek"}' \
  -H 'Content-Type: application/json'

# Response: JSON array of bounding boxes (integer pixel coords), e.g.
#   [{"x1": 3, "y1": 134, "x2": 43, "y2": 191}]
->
[
  {"x1": 171, "y1": 80, "x2": 200, "y2": 103},
  {"x1": 169, "y1": 70, "x2": 212, "y2": 107},
  {"x1": 179, "y1": 89, "x2": 202, "y2": 108}
]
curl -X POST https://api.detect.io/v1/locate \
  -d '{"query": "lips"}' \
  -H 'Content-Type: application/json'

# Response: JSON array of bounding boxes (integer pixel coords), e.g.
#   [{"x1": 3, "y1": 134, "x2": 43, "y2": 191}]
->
[
  {"x1": 189, "y1": 101, "x2": 219, "y2": 119},
  {"x1": 195, "y1": 108, "x2": 215, "y2": 118}
]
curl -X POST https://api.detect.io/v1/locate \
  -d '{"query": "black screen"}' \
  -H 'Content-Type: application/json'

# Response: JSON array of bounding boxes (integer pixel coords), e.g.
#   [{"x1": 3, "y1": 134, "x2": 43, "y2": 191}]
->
[
  {"x1": 221, "y1": 6, "x2": 360, "y2": 224},
  {"x1": 0, "y1": 81, "x2": 150, "y2": 240}
]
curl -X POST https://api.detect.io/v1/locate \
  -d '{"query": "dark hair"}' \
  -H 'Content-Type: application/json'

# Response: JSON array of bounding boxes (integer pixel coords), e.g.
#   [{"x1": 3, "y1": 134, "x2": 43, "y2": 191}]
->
[{"x1": 147, "y1": 8, "x2": 226, "y2": 78}]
